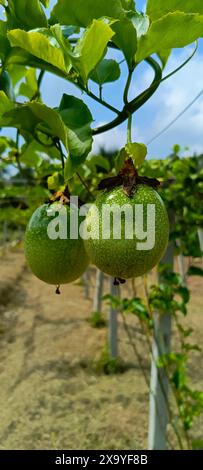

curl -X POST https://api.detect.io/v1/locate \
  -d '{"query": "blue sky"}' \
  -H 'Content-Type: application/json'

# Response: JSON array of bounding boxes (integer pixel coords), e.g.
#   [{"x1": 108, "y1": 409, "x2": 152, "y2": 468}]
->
[{"x1": 1, "y1": 0, "x2": 203, "y2": 159}]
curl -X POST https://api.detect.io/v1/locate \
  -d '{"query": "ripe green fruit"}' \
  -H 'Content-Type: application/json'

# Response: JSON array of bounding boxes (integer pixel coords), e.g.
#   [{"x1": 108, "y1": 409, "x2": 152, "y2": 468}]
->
[
  {"x1": 25, "y1": 204, "x2": 89, "y2": 285},
  {"x1": 84, "y1": 185, "x2": 169, "y2": 279},
  {"x1": 0, "y1": 71, "x2": 14, "y2": 100}
]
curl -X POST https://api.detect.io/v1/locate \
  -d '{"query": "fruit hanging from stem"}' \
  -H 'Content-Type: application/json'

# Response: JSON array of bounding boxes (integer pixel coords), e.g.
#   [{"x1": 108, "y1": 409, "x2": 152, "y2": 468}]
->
[
  {"x1": 84, "y1": 159, "x2": 169, "y2": 279},
  {"x1": 25, "y1": 194, "x2": 89, "y2": 286}
]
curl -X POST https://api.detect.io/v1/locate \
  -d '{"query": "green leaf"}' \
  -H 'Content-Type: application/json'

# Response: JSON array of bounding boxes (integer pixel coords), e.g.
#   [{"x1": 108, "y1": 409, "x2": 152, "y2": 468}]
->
[
  {"x1": 21, "y1": 138, "x2": 61, "y2": 162},
  {"x1": 7, "y1": 29, "x2": 68, "y2": 75},
  {"x1": 51, "y1": 0, "x2": 125, "y2": 27},
  {"x1": 86, "y1": 155, "x2": 110, "y2": 172},
  {"x1": 7, "y1": 49, "x2": 68, "y2": 80},
  {"x1": 90, "y1": 59, "x2": 120, "y2": 85},
  {"x1": 0, "y1": 104, "x2": 35, "y2": 130},
  {"x1": 147, "y1": 0, "x2": 203, "y2": 21},
  {"x1": 112, "y1": 18, "x2": 137, "y2": 68},
  {"x1": 40, "y1": 0, "x2": 49, "y2": 6},
  {"x1": 7, "y1": 64, "x2": 27, "y2": 87},
  {"x1": 18, "y1": 69, "x2": 38, "y2": 99},
  {"x1": 73, "y1": 19, "x2": 114, "y2": 83},
  {"x1": 121, "y1": 0, "x2": 136, "y2": 11},
  {"x1": 0, "y1": 136, "x2": 15, "y2": 154},
  {"x1": 48, "y1": 172, "x2": 64, "y2": 191},
  {"x1": 1, "y1": 102, "x2": 69, "y2": 150},
  {"x1": 20, "y1": 141, "x2": 43, "y2": 167},
  {"x1": 0, "y1": 20, "x2": 11, "y2": 61},
  {"x1": 188, "y1": 266, "x2": 203, "y2": 277},
  {"x1": 158, "y1": 49, "x2": 171, "y2": 68},
  {"x1": 125, "y1": 142, "x2": 147, "y2": 167},
  {"x1": 177, "y1": 286, "x2": 190, "y2": 303},
  {"x1": 50, "y1": 24, "x2": 74, "y2": 70},
  {"x1": 0, "y1": 91, "x2": 15, "y2": 116},
  {"x1": 28, "y1": 102, "x2": 69, "y2": 149},
  {"x1": 136, "y1": 13, "x2": 203, "y2": 63},
  {"x1": 129, "y1": 12, "x2": 150, "y2": 38},
  {"x1": 5, "y1": 0, "x2": 48, "y2": 30},
  {"x1": 59, "y1": 94, "x2": 93, "y2": 179}
]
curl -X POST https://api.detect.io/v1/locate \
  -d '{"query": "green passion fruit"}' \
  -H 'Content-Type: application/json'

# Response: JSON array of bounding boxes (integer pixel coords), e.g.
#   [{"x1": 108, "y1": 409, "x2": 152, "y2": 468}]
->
[
  {"x1": 84, "y1": 185, "x2": 169, "y2": 279},
  {"x1": 25, "y1": 204, "x2": 89, "y2": 285}
]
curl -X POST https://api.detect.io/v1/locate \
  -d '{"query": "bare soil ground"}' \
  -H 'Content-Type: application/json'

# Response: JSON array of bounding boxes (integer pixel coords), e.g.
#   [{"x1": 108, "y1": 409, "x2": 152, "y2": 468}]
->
[{"x1": 0, "y1": 248, "x2": 202, "y2": 450}]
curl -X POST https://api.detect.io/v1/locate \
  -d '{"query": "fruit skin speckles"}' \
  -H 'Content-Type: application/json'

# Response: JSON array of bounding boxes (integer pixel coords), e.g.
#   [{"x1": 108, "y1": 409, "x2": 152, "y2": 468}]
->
[
  {"x1": 24, "y1": 204, "x2": 89, "y2": 285},
  {"x1": 84, "y1": 185, "x2": 169, "y2": 279}
]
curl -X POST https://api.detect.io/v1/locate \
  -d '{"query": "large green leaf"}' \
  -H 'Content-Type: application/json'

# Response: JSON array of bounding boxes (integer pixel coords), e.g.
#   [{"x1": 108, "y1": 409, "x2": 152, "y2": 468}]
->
[
  {"x1": 7, "y1": 64, "x2": 27, "y2": 87},
  {"x1": 121, "y1": 0, "x2": 136, "y2": 11},
  {"x1": 20, "y1": 140, "x2": 43, "y2": 167},
  {"x1": 73, "y1": 19, "x2": 114, "y2": 83},
  {"x1": 0, "y1": 136, "x2": 14, "y2": 154},
  {"x1": 1, "y1": 102, "x2": 69, "y2": 150},
  {"x1": 51, "y1": 0, "x2": 125, "y2": 27},
  {"x1": 50, "y1": 24, "x2": 73, "y2": 69},
  {"x1": 7, "y1": 49, "x2": 69, "y2": 80},
  {"x1": 90, "y1": 58, "x2": 120, "y2": 85},
  {"x1": 158, "y1": 49, "x2": 171, "y2": 69},
  {"x1": 7, "y1": 29, "x2": 69, "y2": 74},
  {"x1": 136, "y1": 12, "x2": 203, "y2": 63},
  {"x1": 18, "y1": 69, "x2": 38, "y2": 99},
  {"x1": 112, "y1": 18, "x2": 137, "y2": 68},
  {"x1": 0, "y1": 102, "x2": 38, "y2": 131},
  {"x1": 147, "y1": 0, "x2": 203, "y2": 21},
  {"x1": 21, "y1": 137, "x2": 62, "y2": 162},
  {"x1": 5, "y1": 0, "x2": 47, "y2": 30},
  {"x1": 27, "y1": 102, "x2": 68, "y2": 149},
  {"x1": 86, "y1": 155, "x2": 110, "y2": 172},
  {"x1": 0, "y1": 91, "x2": 15, "y2": 116},
  {"x1": 59, "y1": 94, "x2": 93, "y2": 179},
  {"x1": 0, "y1": 21, "x2": 11, "y2": 61},
  {"x1": 129, "y1": 12, "x2": 150, "y2": 38}
]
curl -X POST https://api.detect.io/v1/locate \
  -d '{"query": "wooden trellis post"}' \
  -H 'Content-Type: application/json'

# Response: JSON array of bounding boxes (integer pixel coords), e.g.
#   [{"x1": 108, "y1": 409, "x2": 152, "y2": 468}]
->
[
  {"x1": 148, "y1": 214, "x2": 175, "y2": 450},
  {"x1": 108, "y1": 278, "x2": 119, "y2": 358}
]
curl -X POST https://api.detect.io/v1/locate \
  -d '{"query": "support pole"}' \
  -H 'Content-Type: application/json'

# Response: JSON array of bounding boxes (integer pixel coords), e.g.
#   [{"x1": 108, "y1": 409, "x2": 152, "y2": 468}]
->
[
  {"x1": 148, "y1": 218, "x2": 174, "y2": 450},
  {"x1": 108, "y1": 278, "x2": 119, "y2": 358},
  {"x1": 82, "y1": 269, "x2": 90, "y2": 300},
  {"x1": 93, "y1": 269, "x2": 104, "y2": 313},
  {"x1": 197, "y1": 228, "x2": 203, "y2": 254}
]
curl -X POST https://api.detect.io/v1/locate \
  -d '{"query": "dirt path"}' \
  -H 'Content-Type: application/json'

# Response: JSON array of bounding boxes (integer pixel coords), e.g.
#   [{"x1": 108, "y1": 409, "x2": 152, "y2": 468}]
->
[{"x1": 0, "y1": 250, "x2": 202, "y2": 450}]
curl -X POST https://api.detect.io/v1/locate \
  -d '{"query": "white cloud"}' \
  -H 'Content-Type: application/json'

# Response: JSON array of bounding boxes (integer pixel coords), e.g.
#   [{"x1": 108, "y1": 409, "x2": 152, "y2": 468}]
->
[
  {"x1": 92, "y1": 47, "x2": 203, "y2": 158},
  {"x1": 92, "y1": 127, "x2": 129, "y2": 153},
  {"x1": 143, "y1": 48, "x2": 203, "y2": 156}
]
